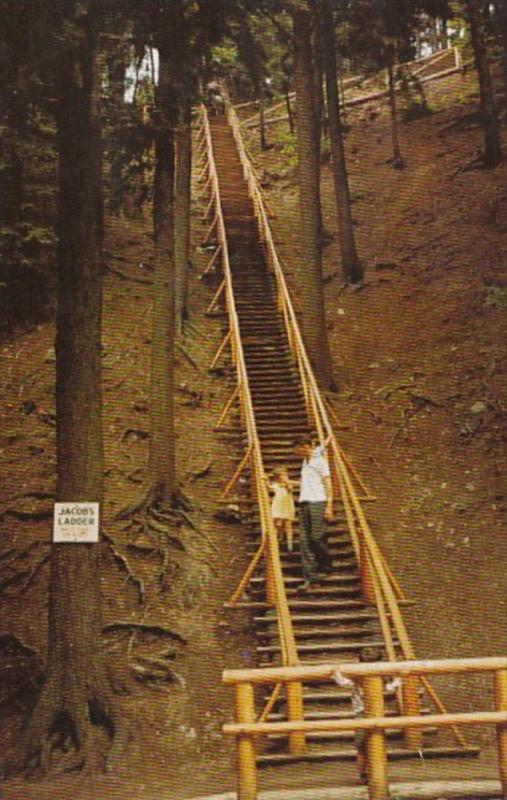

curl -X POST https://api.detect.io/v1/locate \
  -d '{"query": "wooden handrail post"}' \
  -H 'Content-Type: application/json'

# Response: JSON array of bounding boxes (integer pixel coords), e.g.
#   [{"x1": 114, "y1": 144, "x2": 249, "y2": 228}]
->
[
  {"x1": 494, "y1": 669, "x2": 507, "y2": 797},
  {"x1": 359, "y1": 537, "x2": 377, "y2": 604},
  {"x1": 235, "y1": 682, "x2": 257, "y2": 800},
  {"x1": 401, "y1": 675, "x2": 423, "y2": 748},
  {"x1": 286, "y1": 681, "x2": 306, "y2": 754},
  {"x1": 363, "y1": 675, "x2": 389, "y2": 800}
]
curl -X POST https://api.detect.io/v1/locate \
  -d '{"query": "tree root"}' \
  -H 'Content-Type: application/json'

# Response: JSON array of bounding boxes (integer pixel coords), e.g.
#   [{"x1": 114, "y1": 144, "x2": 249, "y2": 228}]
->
[
  {"x1": 103, "y1": 533, "x2": 146, "y2": 605},
  {"x1": 176, "y1": 509, "x2": 219, "y2": 554},
  {"x1": 20, "y1": 551, "x2": 51, "y2": 593},
  {"x1": 187, "y1": 459, "x2": 213, "y2": 481},
  {"x1": 146, "y1": 516, "x2": 185, "y2": 551},
  {"x1": 105, "y1": 265, "x2": 153, "y2": 286},
  {"x1": 176, "y1": 342, "x2": 201, "y2": 372},
  {"x1": 103, "y1": 621, "x2": 186, "y2": 645},
  {"x1": 19, "y1": 676, "x2": 130, "y2": 778},
  {"x1": 114, "y1": 485, "x2": 152, "y2": 520},
  {"x1": 120, "y1": 428, "x2": 149, "y2": 444}
]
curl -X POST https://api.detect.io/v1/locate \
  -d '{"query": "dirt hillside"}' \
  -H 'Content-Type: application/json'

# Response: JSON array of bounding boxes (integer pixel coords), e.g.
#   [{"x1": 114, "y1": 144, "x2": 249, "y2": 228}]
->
[{"x1": 1, "y1": 65, "x2": 506, "y2": 799}]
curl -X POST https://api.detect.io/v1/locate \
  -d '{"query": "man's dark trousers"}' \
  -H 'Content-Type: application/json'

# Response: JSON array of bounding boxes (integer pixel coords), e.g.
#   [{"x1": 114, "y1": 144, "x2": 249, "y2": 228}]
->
[{"x1": 298, "y1": 501, "x2": 332, "y2": 581}]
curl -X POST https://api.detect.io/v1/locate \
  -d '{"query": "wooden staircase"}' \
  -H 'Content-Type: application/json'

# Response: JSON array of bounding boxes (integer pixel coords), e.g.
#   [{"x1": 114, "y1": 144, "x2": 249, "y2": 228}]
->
[{"x1": 207, "y1": 115, "x2": 479, "y2": 768}]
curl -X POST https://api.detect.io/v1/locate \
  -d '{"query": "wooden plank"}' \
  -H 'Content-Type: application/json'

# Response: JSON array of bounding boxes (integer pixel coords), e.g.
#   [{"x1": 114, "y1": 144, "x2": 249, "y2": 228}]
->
[
  {"x1": 224, "y1": 709, "x2": 507, "y2": 735},
  {"x1": 223, "y1": 657, "x2": 507, "y2": 685}
]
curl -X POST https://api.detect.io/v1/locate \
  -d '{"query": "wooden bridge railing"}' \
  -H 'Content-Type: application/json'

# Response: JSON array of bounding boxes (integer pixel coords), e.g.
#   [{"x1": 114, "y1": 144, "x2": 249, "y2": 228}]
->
[
  {"x1": 223, "y1": 656, "x2": 507, "y2": 800},
  {"x1": 219, "y1": 86, "x2": 473, "y2": 751},
  {"x1": 194, "y1": 106, "x2": 308, "y2": 754}
]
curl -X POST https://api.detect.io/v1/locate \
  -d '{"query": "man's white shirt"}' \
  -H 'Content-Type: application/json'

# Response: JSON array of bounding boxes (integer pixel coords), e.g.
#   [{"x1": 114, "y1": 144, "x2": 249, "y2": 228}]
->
[{"x1": 299, "y1": 447, "x2": 330, "y2": 503}]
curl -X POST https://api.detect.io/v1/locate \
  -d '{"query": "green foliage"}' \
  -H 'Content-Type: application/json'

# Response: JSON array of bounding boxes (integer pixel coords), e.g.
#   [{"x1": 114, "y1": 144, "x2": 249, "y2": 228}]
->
[
  {"x1": 485, "y1": 284, "x2": 507, "y2": 309},
  {"x1": 21, "y1": 225, "x2": 55, "y2": 246},
  {"x1": 275, "y1": 130, "x2": 298, "y2": 167},
  {"x1": 211, "y1": 39, "x2": 240, "y2": 67}
]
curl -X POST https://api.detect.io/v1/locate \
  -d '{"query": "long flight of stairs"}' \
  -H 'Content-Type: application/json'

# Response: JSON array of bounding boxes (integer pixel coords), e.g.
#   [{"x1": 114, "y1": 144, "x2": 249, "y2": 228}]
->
[{"x1": 207, "y1": 115, "x2": 479, "y2": 768}]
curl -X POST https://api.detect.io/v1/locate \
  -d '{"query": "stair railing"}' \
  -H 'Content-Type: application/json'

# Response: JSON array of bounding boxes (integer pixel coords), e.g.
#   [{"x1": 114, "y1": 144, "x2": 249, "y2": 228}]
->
[
  {"x1": 220, "y1": 87, "x2": 469, "y2": 748},
  {"x1": 223, "y1": 656, "x2": 505, "y2": 800},
  {"x1": 195, "y1": 106, "x2": 307, "y2": 754}
]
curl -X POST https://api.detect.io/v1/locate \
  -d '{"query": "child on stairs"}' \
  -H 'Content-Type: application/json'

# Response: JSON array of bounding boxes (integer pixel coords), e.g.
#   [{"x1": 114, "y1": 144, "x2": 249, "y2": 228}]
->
[
  {"x1": 267, "y1": 467, "x2": 296, "y2": 551},
  {"x1": 333, "y1": 646, "x2": 401, "y2": 784}
]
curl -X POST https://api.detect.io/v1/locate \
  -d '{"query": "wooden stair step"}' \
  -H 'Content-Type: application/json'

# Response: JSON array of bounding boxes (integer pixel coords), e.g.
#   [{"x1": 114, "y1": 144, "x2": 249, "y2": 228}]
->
[
  {"x1": 256, "y1": 744, "x2": 480, "y2": 768},
  {"x1": 250, "y1": 573, "x2": 359, "y2": 587},
  {"x1": 257, "y1": 638, "x2": 391, "y2": 656},
  {"x1": 266, "y1": 707, "x2": 429, "y2": 722},
  {"x1": 254, "y1": 611, "x2": 378, "y2": 626},
  {"x1": 265, "y1": 727, "x2": 426, "y2": 744},
  {"x1": 229, "y1": 599, "x2": 371, "y2": 611},
  {"x1": 256, "y1": 625, "x2": 376, "y2": 640}
]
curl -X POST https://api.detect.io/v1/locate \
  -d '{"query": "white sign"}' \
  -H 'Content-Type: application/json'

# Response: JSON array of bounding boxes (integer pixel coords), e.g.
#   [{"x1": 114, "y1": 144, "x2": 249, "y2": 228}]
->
[{"x1": 53, "y1": 503, "x2": 100, "y2": 543}]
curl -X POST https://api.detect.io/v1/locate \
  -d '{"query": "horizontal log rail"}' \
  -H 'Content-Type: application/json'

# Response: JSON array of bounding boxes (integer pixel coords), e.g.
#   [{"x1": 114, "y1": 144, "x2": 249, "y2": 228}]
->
[
  {"x1": 226, "y1": 710, "x2": 507, "y2": 736},
  {"x1": 223, "y1": 657, "x2": 507, "y2": 800},
  {"x1": 224, "y1": 656, "x2": 507, "y2": 684},
  {"x1": 220, "y1": 84, "x2": 473, "y2": 751},
  {"x1": 194, "y1": 106, "x2": 308, "y2": 754},
  {"x1": 241, "y1": 47, "x2": 460, "y2": 128}
]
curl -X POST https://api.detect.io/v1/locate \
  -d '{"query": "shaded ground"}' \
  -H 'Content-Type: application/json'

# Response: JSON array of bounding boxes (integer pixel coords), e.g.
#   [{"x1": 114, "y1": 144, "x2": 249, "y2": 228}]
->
[{"x1": 1, "y1": 65, "x2": 506, "y2": 798}]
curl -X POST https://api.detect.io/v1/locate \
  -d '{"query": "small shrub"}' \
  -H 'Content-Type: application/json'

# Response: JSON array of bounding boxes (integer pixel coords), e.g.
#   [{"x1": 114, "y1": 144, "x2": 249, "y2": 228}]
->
[
  {"x1": 485, "y1": 284, "x2": 507, "y2": 309},
  {"x1": 276, "y1": 131, "x2": 297, "y2": 168}
]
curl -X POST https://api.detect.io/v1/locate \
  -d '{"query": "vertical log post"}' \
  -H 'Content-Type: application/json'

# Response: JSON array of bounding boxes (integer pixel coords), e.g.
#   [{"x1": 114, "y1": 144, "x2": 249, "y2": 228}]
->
[
  {"x1": 402, "y1": 675, "x2": 423, "y2": 748},
  {"x1": 363, "y1": 675, "x2": 389, "y2": 800},
  {"x1": 494, "y1": 669, "x2": 507, "y2": 797},
  {"x1": 235, "y1": 682, "x2": 257, "y2": 800},
  {"x1": 286, "y1": 681, "x2": 306, "y2": 754}
]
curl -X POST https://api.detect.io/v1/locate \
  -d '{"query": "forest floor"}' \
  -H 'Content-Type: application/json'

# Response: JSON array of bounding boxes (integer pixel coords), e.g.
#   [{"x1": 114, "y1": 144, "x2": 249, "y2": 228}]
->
[{"x1": 1, "y1": 66, "x2": 507, "y2": 799}]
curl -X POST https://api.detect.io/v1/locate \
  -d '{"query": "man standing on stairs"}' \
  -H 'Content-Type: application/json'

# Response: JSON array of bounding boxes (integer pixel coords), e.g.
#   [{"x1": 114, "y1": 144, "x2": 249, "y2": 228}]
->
[{"x1": 294, "y1": 433, "x2": 334, "y2": 591}]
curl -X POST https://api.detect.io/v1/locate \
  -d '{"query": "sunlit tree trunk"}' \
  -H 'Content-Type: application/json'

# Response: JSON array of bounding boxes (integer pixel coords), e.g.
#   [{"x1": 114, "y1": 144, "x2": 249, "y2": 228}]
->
[
  {"x1": 386, "y1": 44, "x2": 405, "y2": 170},
  {"x1": 467, "y1": 0, "x2": 502, "y2": 167},
  {"x1": 321, "y1": 0, "x2": 363, "y2": 284},
  {"x1": 150, "y1": 42, "x2": 176, "y2": 504},
  {"x1": 175, "y1": 94, "x2": 192, "y2": 332},
  {"x1": 293, "y1": 7, "x2": 334, "y2": 389}
]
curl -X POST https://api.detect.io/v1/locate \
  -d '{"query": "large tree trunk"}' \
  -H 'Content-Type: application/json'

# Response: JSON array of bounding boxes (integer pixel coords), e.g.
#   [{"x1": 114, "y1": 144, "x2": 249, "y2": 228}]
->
[
  {"x1": 150, "y1": 43, "x2": 176, "y2": 504},
  {"x1": 22, "y1": 4, "x2": 119, "y2": 773},
  {"x1": 386, "y1": 45, "x2": 405, "y2": 170},
  {"x1": 498, "y1": 1, "x2": 507, "y2": 108},
  {"x1": 468, "y1": 0, "x2": 502, "y2": 167},
  {"x1": 311, "y1": 13, "x2": 324, "y2": 172},
  {"x1": 175, "y1": 94, "x2": 192, "y2": 333},
  {"x1": 293, "y1": 8, "x2": 334, "y2": 389},
  {"x1": 321, "y1": 0, "x2": 363, "y2": 284},
  {"x1": 104, "y1": 35, "x2": 130, "y2": 208}
]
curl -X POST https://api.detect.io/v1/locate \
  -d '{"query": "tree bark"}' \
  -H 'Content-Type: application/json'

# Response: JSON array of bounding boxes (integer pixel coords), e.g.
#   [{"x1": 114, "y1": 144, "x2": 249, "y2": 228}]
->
[
  {"x1": 293, "y1": 7, "x2": 334, "y2": 389},
  {"x1": 175, "y1": 94, "x2": 192, "y2": 333},
  {"x1": 150, "y1": 43, "x2": 176, "y2": 505},
  {"x1": 259, "y1": 92, "x2": 269, "y2": 149},
  {"x1": 312, "y1": 12, "x2": 324, "y2": 171},
  {"x1": 284, "y1": 81, "x2": 295, "y2": 133},
  {"x1": 497, "y1": 1, "x2": 507, "y2": 108},
  {"x1": 467, "y1": 0, "x2": 502, "y2": 167},
  {"x1": 22, "y1": 4, "x2": 119, "y2": 773},
  {"x1": 497, "y1": 0, "x2": 507, "y2": 111},
  {"x1": 386, "y1": 45, "x2": 405, "y2": 170},
  {"x1": 321, "y1": 0, "x2": 363, "y2": 284}
]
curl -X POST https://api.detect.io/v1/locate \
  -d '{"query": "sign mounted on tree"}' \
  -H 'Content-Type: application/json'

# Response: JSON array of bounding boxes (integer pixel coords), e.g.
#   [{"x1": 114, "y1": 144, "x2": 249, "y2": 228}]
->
[{"x1": 53, "y1": 503, "x2": 99, "y2": 543}]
